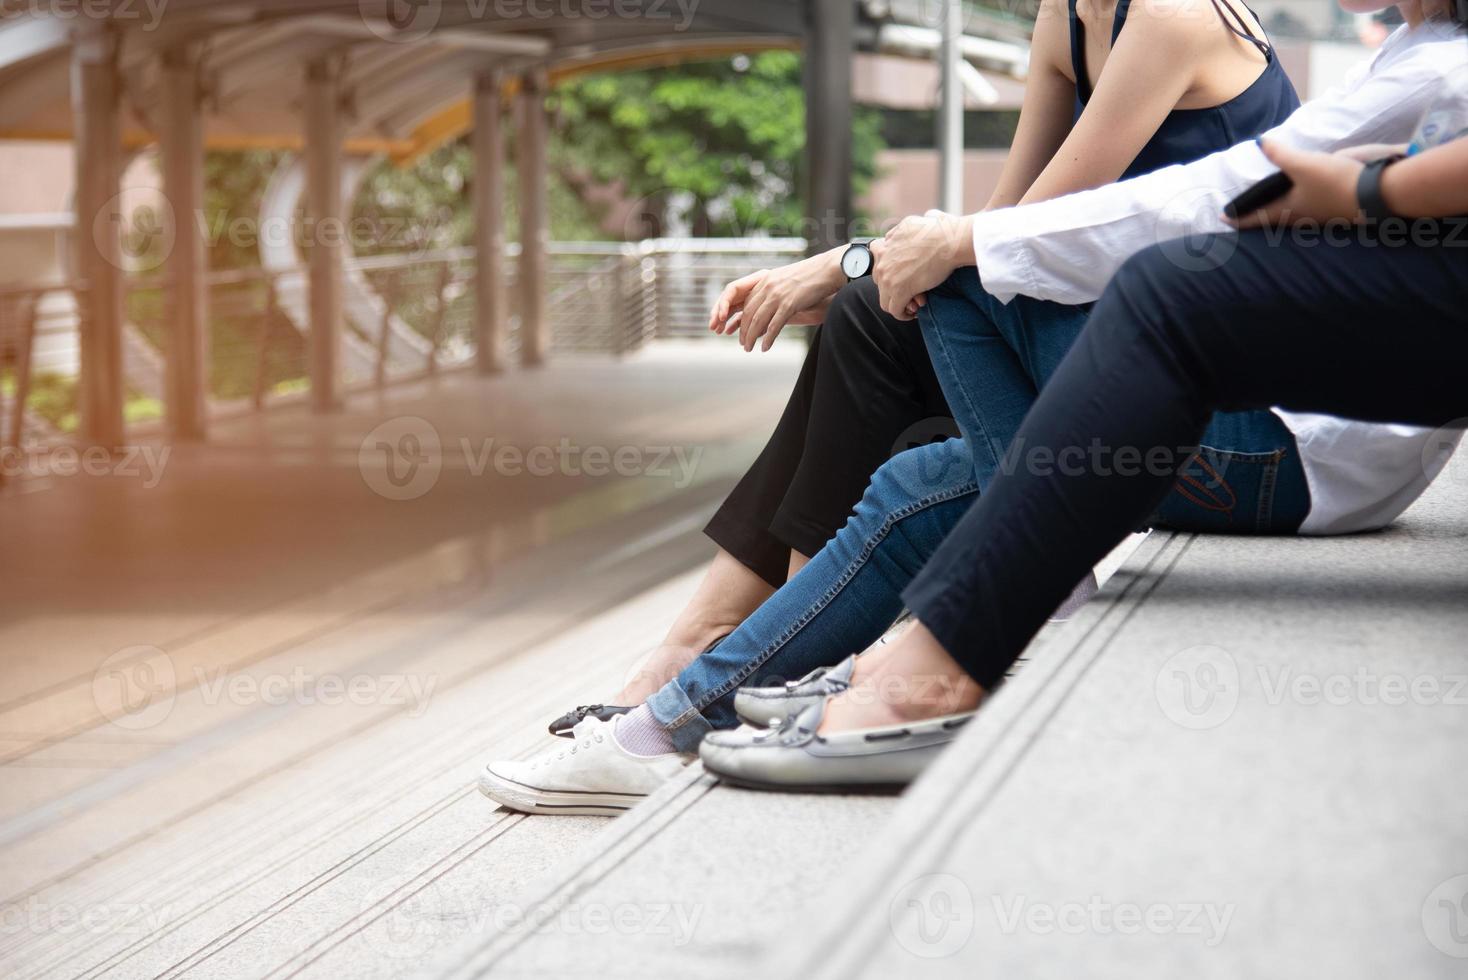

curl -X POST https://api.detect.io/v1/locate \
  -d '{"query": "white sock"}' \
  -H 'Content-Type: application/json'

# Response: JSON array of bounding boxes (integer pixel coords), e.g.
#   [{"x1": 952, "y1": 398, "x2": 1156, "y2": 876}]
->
[{"x1": 613, "y1": 704, "x2": 678, "y2": 757}]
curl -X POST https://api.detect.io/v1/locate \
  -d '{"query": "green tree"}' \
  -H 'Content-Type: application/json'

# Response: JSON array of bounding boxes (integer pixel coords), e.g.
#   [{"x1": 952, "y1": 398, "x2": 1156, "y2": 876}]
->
[
  {"x1": 203, "y1": 150, "x2": 286, "y2": 270},
  {"x1": 552, "y1": 51, "x2": 883, "y2": 237},
  {"x1": 205, "y1": 54, "x2": 884, "y2": 255}
]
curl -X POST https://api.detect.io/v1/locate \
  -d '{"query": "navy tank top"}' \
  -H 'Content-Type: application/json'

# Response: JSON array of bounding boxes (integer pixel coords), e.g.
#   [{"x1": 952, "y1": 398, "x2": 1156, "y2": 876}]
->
[{"x1": 1069, "y1": 0, "x2": 1301, "y2": 178}]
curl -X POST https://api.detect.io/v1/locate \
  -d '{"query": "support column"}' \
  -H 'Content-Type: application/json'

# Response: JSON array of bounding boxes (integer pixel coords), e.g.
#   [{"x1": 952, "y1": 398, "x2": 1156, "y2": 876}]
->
[
  {"x1": 161, "y1": 43, "x2": 209, "y2": 441},
  {"x1": 515, "y1": 69, "x2": 548, "y2": 368},
  {"x1": 802, "y1": 0, "x2": 853, "y2": 254},
  {"x1": 70, "y1": 27, "x2": 125, "y2": 449},
  {"x1": 472, "y1": 69, "x2": 505, "y2": 374},
  {"x1": 937, "y1": 0, "x2": 965, "y2": 213},
  {"x1": 304, "y1": 57, "x2": 343, "y2": 412}
]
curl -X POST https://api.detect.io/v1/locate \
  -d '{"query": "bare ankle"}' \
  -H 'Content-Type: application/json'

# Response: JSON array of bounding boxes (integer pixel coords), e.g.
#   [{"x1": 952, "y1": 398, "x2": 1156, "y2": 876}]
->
[{"x1": 661, "y1": 617, "x2": 738, "y2": 658}]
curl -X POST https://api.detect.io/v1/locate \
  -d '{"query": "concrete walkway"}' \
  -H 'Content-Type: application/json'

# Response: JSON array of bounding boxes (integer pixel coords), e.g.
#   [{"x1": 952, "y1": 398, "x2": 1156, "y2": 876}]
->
[
  {"x1": 0, "y1": 341, "x2": 802, "y2": 978},
  {"x1": 434, "y1": 471, "x2": 1468, "y2": 979},
  {"x1": 5, "y1": 339, "x2": 1464, "y2": 977},
  {"x1": 792, "y1": 470, "x2": 1468, "y2": 978}
]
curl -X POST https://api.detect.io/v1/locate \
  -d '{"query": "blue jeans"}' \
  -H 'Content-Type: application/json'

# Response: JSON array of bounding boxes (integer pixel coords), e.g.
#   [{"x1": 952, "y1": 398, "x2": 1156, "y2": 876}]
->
[
  {"x1": 924, "y1": 268, "x2": 1312, "y2": 532},
  {"x1": 646, "y1": 269, "x2": 1311, "y2": 750},
  {"x1": 647, "y1": 438, "x2": 980, "y2": 751}
]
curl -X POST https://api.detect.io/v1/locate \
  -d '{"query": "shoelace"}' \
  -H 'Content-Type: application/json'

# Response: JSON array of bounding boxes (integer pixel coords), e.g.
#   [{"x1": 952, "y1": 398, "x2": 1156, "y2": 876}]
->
[{"x1": 531, "y1": 729, "x2": 605, "y2": 769}]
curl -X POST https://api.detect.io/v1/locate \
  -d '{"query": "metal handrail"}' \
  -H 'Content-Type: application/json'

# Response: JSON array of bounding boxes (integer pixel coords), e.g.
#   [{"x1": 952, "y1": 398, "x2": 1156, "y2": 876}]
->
[{"x1": 2, "y1": 238, "x2": 812, "y2": 442}]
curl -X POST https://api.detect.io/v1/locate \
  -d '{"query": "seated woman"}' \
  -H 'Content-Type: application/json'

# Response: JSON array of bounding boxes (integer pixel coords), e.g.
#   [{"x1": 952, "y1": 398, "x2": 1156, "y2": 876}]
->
[
  {"x1": 477, "y1": 0, "x2": 1467, "y2": 815},
  {"x1": 545, "y1": 0, "x2": 1300, "y2": 738}
]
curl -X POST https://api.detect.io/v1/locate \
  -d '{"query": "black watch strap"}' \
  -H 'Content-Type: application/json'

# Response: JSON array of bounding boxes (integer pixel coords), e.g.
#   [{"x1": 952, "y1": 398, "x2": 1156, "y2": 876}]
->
[{"x1": 1356, "y1": 154, "x2": 1404, "y2": 223}]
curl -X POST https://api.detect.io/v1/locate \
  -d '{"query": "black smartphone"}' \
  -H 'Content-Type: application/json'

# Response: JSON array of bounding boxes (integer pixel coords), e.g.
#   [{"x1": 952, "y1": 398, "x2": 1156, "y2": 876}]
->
[{"x1": 1223, "y1": 170, "x2": 1294, "y2": 219}]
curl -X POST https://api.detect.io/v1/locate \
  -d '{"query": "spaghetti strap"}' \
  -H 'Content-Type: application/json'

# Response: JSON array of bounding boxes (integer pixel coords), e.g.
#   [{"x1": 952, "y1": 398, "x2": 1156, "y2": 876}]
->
[
  {"x1": 1109, "y1": 0, "x2": 1133, "y2": 43},
  {"x1": 1209, "y1": 0, "x2": 1272, "y2": 58},
  {"x1": 1072, "y1": 0, "x2": 1135, "y2": 104},
  {"x1": 1068, "y1": 0, "x2": 1093, "y2": 103},
  {"x1": 1063, "y1": 0, "x2": 1299, "y2": 180}
]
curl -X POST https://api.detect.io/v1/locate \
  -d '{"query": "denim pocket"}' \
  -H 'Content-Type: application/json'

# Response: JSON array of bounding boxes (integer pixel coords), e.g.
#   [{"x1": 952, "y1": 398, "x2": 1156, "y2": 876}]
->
[{"x1": 1153, "y1": 445, "x2": 1288, "y2": 534}]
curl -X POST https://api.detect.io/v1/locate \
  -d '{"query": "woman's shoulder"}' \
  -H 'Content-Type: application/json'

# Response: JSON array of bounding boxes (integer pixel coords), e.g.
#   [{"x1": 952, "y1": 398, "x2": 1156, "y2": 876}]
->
[{"x1": 1118, "y1": 0, "x2": 1229, "y2": 49}]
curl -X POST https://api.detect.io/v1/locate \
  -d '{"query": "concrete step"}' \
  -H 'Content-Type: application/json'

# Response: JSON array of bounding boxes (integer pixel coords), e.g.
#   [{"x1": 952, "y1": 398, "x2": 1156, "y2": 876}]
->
[
  {"x1": 424, "y1": 588, "x2": 1116, "y2": 978},
  {"x1": 435, "y1": 764, "x2": 903, "y2": 978},
  {"x1": 434, "y1": 474, "x2": 1468, "y2": 979},
  {"x1": 0, "y1": 491, "x2": 723, "y2": 979},
  {"x1": 0, "y1": 339, "x2": 808, "y2": 979},
  {"x1": 779, "y1": 474, "x2": 1468, "y2": 979}
]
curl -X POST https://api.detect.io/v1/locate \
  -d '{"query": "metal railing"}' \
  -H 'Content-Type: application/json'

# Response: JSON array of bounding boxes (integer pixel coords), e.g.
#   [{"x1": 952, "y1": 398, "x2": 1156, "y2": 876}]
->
[
  {"x1": 0, "y1": 282, "x2": 84, "y2": 456},
  {"x1": 1, "y1": 238, "x2": 809, "y2": 445}
]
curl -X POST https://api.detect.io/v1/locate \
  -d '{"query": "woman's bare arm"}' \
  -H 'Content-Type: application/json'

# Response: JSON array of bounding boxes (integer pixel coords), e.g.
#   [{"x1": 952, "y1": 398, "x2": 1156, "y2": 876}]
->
[
  {"x1": 984, "y1": 0, "x2": 1079, "y2": 210},
  {"x1": 1018, "y1": 0, "x2": 1221, "y2": 205}
]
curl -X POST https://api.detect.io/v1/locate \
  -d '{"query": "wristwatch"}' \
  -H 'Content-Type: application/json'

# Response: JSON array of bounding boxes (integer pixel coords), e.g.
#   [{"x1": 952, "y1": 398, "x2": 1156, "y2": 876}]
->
[
  {"x1": 840, "y1": 241, "x2": 874, "y2": 281},
  {"x1": 1356, "y1": 154, "x2": 1405, "y2": 222}
]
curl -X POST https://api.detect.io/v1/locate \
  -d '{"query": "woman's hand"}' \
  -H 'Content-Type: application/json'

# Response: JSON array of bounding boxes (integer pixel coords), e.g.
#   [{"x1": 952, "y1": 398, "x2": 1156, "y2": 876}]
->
[
  {"x1": 709, "y1": 249, "x2": 844, "y2": 352},
  {"x1": 1228, "y1": 139, "x2": 1370, "y2": 229},
  {"x1": 871, "y1": 213, "x2": 974, "y2": 320}
]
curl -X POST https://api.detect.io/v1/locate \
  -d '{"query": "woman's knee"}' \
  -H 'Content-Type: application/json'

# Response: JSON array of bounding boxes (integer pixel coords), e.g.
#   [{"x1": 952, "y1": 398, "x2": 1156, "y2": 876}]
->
[
  {"x1": 823, "y1": 277, "x2": 881, "y2": 331},
  {"x1": 858, "y1": 442, "x2": 975, "y2": 525},
  {"x1": 821, "y1": 277, "x2": 908, "y2": 363},
  {"x1": 938, "y1": 265, "x2": 984, "y2": 300}
]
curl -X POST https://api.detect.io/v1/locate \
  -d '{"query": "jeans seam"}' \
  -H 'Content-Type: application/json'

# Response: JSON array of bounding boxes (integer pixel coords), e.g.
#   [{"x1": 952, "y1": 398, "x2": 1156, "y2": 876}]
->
[
  {"x1": 1255, "y1": 450, "x2": 1283, "y2": 530},
  {"x1": 667, "y1": 703, "x2": 702, "y2": 728},
  {"x1": 1195, "y1": 446, "x2": 1286, "y2": 463},
  {"x1": 690, "y1": 479, "x2": 980, "y2": 711}
]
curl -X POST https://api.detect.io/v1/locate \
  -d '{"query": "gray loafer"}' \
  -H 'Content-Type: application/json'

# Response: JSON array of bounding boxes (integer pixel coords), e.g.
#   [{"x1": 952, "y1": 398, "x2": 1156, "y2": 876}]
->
[
  {"x1": 733, "y1": 654, "x2": 859, "y2": 727},
  {"x1": 700, "y1": 699, "x2": 973, "y2": 792}
]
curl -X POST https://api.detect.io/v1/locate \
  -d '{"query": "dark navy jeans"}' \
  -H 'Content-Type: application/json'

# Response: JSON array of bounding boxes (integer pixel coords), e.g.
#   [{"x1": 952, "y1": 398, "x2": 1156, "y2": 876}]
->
[
  {"x1": 922, "y1": 267, "x2": 1311, "y2": 534},
  {"x1": 905, "y1": 226, "x2": 1468, "y2": 688}
]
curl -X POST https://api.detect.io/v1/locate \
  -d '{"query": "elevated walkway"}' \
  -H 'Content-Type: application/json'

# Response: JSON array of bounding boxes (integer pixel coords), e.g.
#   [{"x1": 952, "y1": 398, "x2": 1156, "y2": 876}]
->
[
  {"x1": 4, "y1": 340, "x2": 1463, "y2": 977},
  {"x1": 0, "y1": 341, "x2": 802, "y2": 978}
]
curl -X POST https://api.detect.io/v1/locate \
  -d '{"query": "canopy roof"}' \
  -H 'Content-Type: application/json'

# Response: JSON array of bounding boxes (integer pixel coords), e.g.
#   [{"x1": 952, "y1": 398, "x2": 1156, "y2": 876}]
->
[{"x1": 0, "y1": 0, "x2": 809, "y2": 163}]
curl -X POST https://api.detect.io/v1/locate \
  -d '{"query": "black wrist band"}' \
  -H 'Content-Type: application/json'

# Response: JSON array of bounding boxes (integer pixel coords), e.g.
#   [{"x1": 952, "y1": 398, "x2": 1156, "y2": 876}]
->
[{"x1": 1356, "y1": 154, "x2": 1404, "y2": 223}]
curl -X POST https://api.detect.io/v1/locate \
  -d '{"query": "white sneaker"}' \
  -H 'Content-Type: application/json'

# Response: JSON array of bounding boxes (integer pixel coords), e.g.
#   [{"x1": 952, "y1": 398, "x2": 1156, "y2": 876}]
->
[{"x1": 478, "y1": 716, "x2": 691, "y2": 817}]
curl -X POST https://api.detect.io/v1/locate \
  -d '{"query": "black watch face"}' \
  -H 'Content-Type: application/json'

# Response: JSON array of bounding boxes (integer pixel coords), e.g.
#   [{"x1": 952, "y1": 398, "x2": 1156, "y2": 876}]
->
[{"x1": 842, "y1": 245, "x2": 872, "y2": 279}]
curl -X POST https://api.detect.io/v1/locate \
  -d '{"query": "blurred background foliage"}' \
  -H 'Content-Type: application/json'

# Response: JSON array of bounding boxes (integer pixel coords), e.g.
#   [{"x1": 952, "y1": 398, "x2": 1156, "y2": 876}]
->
[
  {"x1": 205, "y1": 53, "x2": 885, "y2": 270},
  {"x1": 25, "y1": 55, "x2": 887, "y2": 432}
]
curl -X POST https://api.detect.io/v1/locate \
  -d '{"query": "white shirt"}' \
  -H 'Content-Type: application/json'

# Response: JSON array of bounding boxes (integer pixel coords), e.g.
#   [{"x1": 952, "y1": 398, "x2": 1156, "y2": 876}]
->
[{"x1": 969, "y1": 23, "x2": 1468, "y2": 534}]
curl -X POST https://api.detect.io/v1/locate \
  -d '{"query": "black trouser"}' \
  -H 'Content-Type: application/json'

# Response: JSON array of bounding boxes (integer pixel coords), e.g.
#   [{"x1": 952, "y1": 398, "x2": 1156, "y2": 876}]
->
[
  {"x1": 705, "y1": 276, "x2": 955, "y2": 587},
  {"x1": 904, "y1": 223, "x2": 1468, "y2": 689}
]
